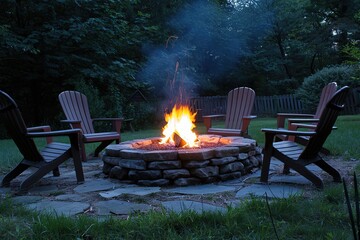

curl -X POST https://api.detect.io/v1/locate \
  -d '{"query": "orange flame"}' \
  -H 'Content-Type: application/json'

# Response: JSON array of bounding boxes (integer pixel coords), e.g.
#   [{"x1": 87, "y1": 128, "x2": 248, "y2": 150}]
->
[{"x1": 160, "y1": 105, "x2": 199, "y2": 148}]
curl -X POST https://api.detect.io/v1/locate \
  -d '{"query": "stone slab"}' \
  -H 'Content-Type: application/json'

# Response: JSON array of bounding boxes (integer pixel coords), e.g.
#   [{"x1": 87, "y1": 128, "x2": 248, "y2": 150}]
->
[
  {"x1": 27, "y1": 200, "x2": 90, "y2": 216},
  {"x1": 269, "y1": 175, "x2": 313, "y2": 185},
  {"x1": 74, "y1": 179, "x2": 119, "y2": 193},
  {"x1": 12, "y1": 195, "x2": 43, "y2": 204},
  {"x1": 161, "y1": 200, "x2": 226, "y2": 214},
  {"x1": 94, "y1": 200, "x2": 152, "y2": 215},
  {"x1": 55, "y1": 194, "x2": 88, "y2": 202},
  {"x1": 235, "y1": 184, "x2": 303, "y2": 199},
  {"x1": 163, "y1": 184, "x2": 236, "y2": 195},
  {"x1": 99, "y1": 186, "x2": 161, "y2": 199}
]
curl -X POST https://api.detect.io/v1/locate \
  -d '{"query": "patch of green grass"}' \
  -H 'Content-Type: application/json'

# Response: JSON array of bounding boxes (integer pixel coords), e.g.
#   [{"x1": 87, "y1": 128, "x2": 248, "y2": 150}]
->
[
  {"x1": 0, "y1": 188, "x2": 354, "y2": 239},
  {"x1": 323, "y1": 115, "x2": 360, "y2": 159}
]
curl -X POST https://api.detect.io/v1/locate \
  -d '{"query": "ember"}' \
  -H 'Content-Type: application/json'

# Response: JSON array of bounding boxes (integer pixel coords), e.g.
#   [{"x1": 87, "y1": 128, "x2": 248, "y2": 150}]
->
[{"x1": 136, "y1": 139, "x2": 225, "y2": 151}]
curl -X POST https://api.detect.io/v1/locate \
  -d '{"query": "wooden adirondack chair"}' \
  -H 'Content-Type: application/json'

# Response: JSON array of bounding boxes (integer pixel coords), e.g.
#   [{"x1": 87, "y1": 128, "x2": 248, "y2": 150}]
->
[
  {"x1": 58, "y1": 91, "x2": 122, "y2": 161},
  {"x1": 260, "y1": 86, "x2": 350, "y2": 188},
  {"x1": 277, "y1": 82, "x2": 337, "y2": 131},
  {"x1": 0, "y1": 90, "x2": 84, "y2": 191},
  {"x1": 276, "y1": 82, "x2": 338, "y2": 154},
  {"x1": 203, "y1": 87, "x2": 256, "y2": 137}
]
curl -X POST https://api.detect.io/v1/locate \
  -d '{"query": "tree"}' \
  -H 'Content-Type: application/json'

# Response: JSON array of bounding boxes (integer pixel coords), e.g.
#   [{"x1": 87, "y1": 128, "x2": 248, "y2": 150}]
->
[{"x1": 0, "y1": 0, "x2": 158, "y2": 127}]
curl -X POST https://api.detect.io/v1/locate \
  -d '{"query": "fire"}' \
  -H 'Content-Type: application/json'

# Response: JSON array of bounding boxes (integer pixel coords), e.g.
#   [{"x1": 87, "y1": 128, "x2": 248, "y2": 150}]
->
[{"x1": 160, "y1": 105, "x2": 199, "y2": 148}]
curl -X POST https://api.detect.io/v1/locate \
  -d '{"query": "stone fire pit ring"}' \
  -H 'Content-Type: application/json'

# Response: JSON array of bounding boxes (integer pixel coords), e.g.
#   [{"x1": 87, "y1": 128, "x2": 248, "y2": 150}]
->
[{"x1": 102, "y1": 135, "x2": 262, "y2": 186}]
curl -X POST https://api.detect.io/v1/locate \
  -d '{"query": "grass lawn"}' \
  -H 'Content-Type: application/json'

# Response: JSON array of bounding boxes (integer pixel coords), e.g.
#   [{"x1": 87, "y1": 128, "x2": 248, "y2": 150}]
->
[{"x1": 0, "y1": 115, "x2": 359, "y2": 239}]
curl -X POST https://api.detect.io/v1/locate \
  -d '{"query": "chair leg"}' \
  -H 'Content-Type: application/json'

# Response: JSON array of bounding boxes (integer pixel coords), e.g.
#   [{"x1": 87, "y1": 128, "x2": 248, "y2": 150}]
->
[
  {"x1": 319, "y1": 147, "x2": 331, "y2": 156},
  {"x1": 261, "y1": 133, "x2": 275, "y2": 183},
  {"x1": 2, "y1": 163, "x2": 29, "y2": 187},
  {"x1": 314, "y1": 160, "x2": 341, "y2": 182},
  {"x1": 72, "y1": 151, "x2": 84, "y2": 184},
  {"x1": 20, "y1": 168, "x2": 51, "y2": 191},
  {"x1": 283, "y1": 164, "x2": 290, "y2": 174},
  {"x1": 260, "y1": 153, "x2": 272, "y2": 183},
  {"x1": 52, "y1": 167, "x2": 60, "y2": 176},
  {"x1": 290, "y1": 164, "x2": 324, "y2": 188},
  {"x1": 80, "y1": 141, "x2": 87, "y2": 162},
  {"x1": 94, "y1": 140, "x2": 113, "y2": 157}
]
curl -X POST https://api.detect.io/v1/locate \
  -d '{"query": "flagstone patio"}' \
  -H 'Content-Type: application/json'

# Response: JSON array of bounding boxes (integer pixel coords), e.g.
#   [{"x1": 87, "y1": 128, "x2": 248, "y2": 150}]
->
[{"x1": 0, "y1": 154, "x2": 351, "y2": 218}]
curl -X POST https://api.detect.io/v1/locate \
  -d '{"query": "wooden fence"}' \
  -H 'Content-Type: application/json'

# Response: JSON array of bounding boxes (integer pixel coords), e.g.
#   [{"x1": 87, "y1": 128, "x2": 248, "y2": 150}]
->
[{"x1": 190, "y1": 87, "x2": 360, "y2": 120}]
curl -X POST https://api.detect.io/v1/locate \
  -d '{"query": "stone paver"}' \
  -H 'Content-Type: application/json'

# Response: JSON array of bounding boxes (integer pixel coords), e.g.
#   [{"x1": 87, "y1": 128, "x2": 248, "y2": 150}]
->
[
  {"x1": 73, "y1": 179, "x2": 119, "y2": 193},
  {"x1": 163, "y1": 184, "x2": 236, "y2": 195},
  {"x1": 55, "y1": 194, "x2": 88, "y2": 202},
  {"x1": 27, "y1": 200, "x2": 90, "y2": 216},
  {"x1": 269, "y1": 175, "x2": 313, "y2": 185},
  {"x1": 99, "y1": 186, "x2": 161, "y2": 199},
  {"x1": 94, "y1": 200, "x2": 152, "y2": 215},
  {"x1": 235, "y1": 183, "x2": 304, "y2": 199}
]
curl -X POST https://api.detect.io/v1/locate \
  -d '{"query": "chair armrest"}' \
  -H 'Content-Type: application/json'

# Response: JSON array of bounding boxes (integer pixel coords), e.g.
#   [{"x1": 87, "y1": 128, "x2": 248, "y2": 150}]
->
[
  {"x1": 290, "y1": 123, "x2": 337, "y2": 131},
  {"x1": 288, "y1": 118, "x2": 319, "y2": 124},
  {"x1": 92, "y1": 118, "x2": 123, "y2": 134},
  {"x1": 276, "y1": 113, "x2": 315, "y2": 128},
  {"x1": 287, "y1": 118, "x2": 320, "y2": 132},
  {"x1": 61, "y1": 120, "x2": 81, "y2": 124},
  {"x1": 27, "y1": 125, "x2": 53, "y2": 144},
  {"x1": 202, "y1": 114, "x2": 225, "y2": 119},
  {"x1": 262, "y1": 128, "x2": 316, "y2": 137},
  {"x1": 290, "y1": 123, "x2": 317, "y2": 130},
  {"x1": 27, "y1": 128, "x2": 82, "y2": 138},
  {"x1": 277, "y1": 113, "x2": 315, "y2": 118},
  {"x1": 241, "y1": 115, "x2": 257, "y2": 133},
  {"x1": 203, "y1": 114, "x2": 226, "y2": 131},
  {"x1": 92, "y1": 117, "x2": 124, "y2": 121},
  {"x1": 27, "y1": 129, "x2": 84, "y2": 161},
  {"x1": 27, "y1": 125, "x2": 51, "y2": 132}
]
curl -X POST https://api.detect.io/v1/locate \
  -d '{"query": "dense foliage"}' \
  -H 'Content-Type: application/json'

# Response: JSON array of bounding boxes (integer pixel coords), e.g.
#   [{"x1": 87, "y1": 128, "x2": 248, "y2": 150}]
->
[
  {"x1": 0, "y1": 0, "x2": 359, "y2": 133},
  {"x1": 296, "y1": 65, "x2": 360, "y2": 112},
  {"x1": 0, "y1": 0, "x2": 160, "y2": 127}
]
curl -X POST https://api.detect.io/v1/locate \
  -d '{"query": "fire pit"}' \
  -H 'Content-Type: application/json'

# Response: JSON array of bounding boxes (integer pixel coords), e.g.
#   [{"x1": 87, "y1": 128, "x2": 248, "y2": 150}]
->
[
  {"x1": 102, "y1": 104, "x2": 262, "y2": 186},
  {"x1": 102, "y1": 134, "x2": 262, "y2": 186}
]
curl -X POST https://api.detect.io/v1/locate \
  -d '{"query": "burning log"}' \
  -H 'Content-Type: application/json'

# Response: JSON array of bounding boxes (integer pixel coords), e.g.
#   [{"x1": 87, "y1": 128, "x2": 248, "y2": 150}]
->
[{"x1": 174, "y1": 132, "x2": 187, "y2": 148}]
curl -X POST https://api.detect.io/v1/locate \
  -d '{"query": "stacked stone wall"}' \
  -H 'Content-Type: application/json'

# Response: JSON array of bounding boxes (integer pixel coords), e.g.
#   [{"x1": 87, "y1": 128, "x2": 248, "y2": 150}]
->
[{"x1": 102, "y1": 136, "x2": 262, "y2": 186}]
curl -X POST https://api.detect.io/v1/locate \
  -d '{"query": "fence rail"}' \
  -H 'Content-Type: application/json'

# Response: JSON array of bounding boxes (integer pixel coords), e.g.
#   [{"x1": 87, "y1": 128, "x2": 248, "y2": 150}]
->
[{"x1": 190, "y1": 88, "x2": 360, "y2": 120}]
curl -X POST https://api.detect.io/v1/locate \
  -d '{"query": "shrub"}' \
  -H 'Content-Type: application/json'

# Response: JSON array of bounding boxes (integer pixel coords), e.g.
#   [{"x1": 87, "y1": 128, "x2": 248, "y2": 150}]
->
[{"x1": 296, "y1": 64, "x2": 360, "y2": 113}]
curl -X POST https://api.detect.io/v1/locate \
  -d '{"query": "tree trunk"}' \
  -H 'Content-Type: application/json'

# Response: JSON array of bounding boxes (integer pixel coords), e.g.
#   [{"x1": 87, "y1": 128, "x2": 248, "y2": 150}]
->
[{"x1": 276, "y1": 32, "x2": 292, "y2": 79}]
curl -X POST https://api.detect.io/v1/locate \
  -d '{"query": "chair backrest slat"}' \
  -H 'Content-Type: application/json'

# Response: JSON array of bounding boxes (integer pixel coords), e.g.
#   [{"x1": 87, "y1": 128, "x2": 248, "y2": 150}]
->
[
  {"x1": 301, "y1": 86, "x2": 349, "y2": 159},
  {"x1": 59, "y1": 91, "x2": 95, "y2": 134},
  {"x1": 225, "y1": 87, "x2": 255, "y2": 129},
  {"x1": 314, "y1": 82, "x2": 338, "y2": 118},
  {"x1": 0, "y1": 90, "x2": 43, "y2": 161}
]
